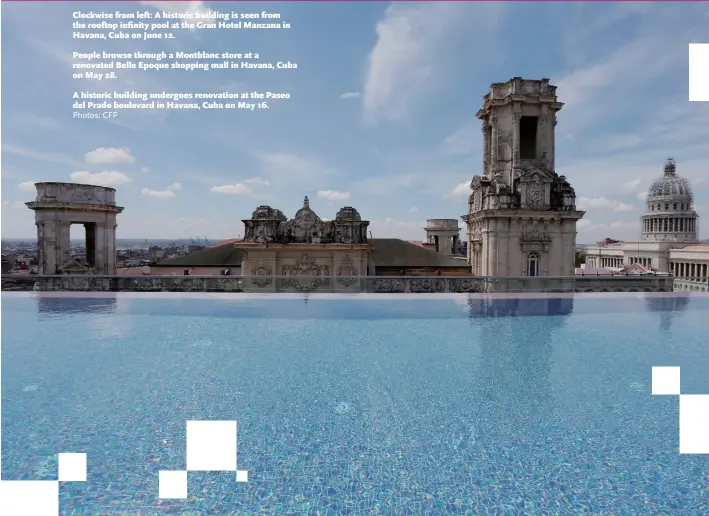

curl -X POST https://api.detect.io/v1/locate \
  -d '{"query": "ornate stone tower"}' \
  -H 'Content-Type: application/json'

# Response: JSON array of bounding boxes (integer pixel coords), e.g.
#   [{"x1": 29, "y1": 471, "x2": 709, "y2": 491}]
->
[
  {"x1": 26, "y1": 182, "x2": 123, "y2": 275},
  {"x1": 462, "y1": 78, "x2": 585, "y2": 278}
]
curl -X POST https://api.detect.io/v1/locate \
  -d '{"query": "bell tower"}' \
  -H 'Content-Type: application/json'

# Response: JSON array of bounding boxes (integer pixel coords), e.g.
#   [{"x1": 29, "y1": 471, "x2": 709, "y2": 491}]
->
[{"x1": 462, "y1": 78, "x2": 585, "y2": 285}]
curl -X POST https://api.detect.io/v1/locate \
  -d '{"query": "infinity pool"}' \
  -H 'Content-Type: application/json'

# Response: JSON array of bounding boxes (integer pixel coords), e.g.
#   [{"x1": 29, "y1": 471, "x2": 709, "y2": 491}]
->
[{"x1": 3, "y1": 293, "x2": 709, "y2": 515}]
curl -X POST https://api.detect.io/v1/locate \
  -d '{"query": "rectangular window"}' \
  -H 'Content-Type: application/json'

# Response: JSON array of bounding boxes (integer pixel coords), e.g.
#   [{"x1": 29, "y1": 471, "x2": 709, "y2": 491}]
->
[{"x1": 519, "y1": 116, "x2": 538, "y2": 160}]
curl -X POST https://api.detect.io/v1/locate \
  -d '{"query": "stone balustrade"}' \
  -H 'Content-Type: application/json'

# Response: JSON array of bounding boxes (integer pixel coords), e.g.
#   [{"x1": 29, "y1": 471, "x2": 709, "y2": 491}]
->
[{"x1": 1, "y1": 274, "x2": 676, "y2": 293}]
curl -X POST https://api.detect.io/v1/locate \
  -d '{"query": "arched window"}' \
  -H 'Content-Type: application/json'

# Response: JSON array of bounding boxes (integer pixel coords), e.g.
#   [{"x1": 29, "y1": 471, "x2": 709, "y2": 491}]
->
[{"x1": 527, "y1": 252, "x2": 541, "y2": 277}]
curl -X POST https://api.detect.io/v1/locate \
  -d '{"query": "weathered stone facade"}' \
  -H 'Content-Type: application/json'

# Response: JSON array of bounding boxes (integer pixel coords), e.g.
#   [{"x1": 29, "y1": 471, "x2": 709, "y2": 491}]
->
[
  {"x1": 26, "y1": 182, "x2": 123, "y2": 275},
  {"x1": 236, "y1": 197, "x2": 372, "y2": 291},
  {"x1": 243, "y1": 196, "x2": 369, "y2": 245},
  {"x1": 463, "y1": 78, "x2": 585, "y2": 282}
]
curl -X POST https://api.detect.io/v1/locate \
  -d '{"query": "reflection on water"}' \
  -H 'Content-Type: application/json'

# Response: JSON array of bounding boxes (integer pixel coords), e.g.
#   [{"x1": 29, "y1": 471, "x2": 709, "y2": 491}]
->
[
  {"x1": 36, "y1": 297, "x2": 117, "y2": 315},
  {"x1": 467, "y1": 297, "x2": 575, "y2": 317},
  {"x1": 470, "y1": 297, "x2": 574, "y2": 435},
  {"x1": 644, "y1": 294, "x2": 690, "y2": 332}
]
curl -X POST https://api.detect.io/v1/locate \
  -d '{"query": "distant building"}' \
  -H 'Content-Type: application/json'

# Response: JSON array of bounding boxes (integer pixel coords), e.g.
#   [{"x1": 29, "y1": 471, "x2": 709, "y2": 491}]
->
[
  {"x1": 584, "y1": 159, "x2": 708, "y2": 292},
  {"x1": 140, "y1": 197, "x2": 469, "y2": 283}
]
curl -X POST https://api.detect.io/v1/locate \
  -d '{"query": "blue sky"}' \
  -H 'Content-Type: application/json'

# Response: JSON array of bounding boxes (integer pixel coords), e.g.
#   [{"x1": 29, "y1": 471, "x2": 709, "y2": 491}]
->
[{"x1": 1, "y1": 1, "x2": 708, "y2": 243}]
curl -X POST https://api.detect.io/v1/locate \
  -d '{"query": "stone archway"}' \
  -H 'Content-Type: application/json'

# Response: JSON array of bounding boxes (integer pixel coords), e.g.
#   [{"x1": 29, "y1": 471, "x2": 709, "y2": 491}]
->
[{"x1": 26, "y1": 182, "x2": 124, "y2": 275}]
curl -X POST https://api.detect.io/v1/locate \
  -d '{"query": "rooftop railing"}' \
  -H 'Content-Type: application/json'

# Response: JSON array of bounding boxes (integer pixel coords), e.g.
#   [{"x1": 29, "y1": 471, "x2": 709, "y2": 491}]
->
[{"x1": 0, "y1": 274, "x2": 687, "y2": 294}]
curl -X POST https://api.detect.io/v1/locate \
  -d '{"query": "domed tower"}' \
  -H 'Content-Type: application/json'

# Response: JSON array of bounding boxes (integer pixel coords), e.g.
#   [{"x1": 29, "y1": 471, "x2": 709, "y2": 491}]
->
[{"x1": 641, "y1": 158, "x2": 699, "y2": 243}]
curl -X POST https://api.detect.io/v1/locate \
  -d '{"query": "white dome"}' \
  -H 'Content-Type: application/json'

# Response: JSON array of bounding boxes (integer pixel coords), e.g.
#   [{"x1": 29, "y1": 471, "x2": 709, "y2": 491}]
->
[{"x1": 646, "y1": 158, "x2": 693, "y2": 206}]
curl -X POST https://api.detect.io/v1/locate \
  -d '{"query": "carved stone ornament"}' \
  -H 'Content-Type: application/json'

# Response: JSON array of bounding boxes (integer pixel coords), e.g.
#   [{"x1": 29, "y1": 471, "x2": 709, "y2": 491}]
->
[
  {"x1": 251, "y1": 259, "x2": 272, "y2": 287},
  {"x1": 526, "y1": 182, "x2": 545, "y2": 209},
  {"x1": 336, "y1": 254, "x2": 359, "y2": 286},
  {"x1": 520, "y1": 228, "x2": 551, "y2": 242},
  {"x1": 281, "y1": 254, "x2": 330, "y2": 292}
]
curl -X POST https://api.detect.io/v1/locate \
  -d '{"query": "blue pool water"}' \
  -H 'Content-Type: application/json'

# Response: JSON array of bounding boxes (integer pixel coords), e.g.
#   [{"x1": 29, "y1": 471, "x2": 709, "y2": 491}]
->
[{"x1": 3, "y1": 293, "x2": 709, "y2": 515}]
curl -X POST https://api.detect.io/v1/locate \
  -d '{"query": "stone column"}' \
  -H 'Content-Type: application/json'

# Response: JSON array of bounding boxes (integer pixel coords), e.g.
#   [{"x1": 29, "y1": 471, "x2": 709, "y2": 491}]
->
[
  {"x1": 488, "y1": 230, "x2": 498, "y2": 276},
  {"x1": 551, "y1": 117, "x2": 557, "y2": 171},
  {"x1": 57, "y1": 221, "x2": 71, "y2": 267},
  {"x1": 482, "y1": 123, "x2": 489, "y2": 176},
  {"x1": 94, "y1": 223, "x2": 108, "y2": 275},
  {"x1": 105, "y1": 223, "x2": 117, "y2": 274},
  {"x1": 512, "y1": 112, "x2": 520, "y2": 169},
  {"x1": 539, "y1": 106, "x2": 549, "y2": 163},
  {"x1": 490, "y1": 117, "x2": 497, "y2": 176},
  {"x1": 36, "y1": 221, "x2": 57, "y2": 275}
]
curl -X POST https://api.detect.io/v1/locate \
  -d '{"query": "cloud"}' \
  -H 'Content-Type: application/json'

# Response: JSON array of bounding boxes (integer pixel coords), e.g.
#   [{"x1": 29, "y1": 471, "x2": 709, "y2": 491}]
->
[
  {"x1": 317, "y1": 190, "x2": 350, "y2": 202},
  {"x1": 211, "y1": 184, "x2": 254, "y2": 195},
  {"x1": 636, "y1": 191, "x2": 648, "y2": 201},
  {"x1": 70, "y1": 171, "x2": 132, "y2": 187},
  {"x1": 141, "y1": 183, "x2": 181, "y2": 199},
  {"x1": 578, "y1": 196, "x2": 634, "y2": 212},
  {"x1": 243, "y1": 177, "x2": 270, "y2": 186},
  {"x1": 210, "y1": 177, "x2": 271, "y2": 196},
  {"x1": 2, "y1": 200, "x2": 26, "y2": 209},
  {"x1": 440, "y1": 124, "x2": 480, "y2": 157},
  {"x1": 556, "y1": 6, "x2": 709, "y2": 137},
  {"x1": 449, "y1": 181, "x2": 470, "y2": 198},
  {"x1": 368, "y1": 217, "x2": 426, "y2": 241},
  {"x1": 354, "y1": 173, "x2": 420, "y2": 195},
  {"x1": 410, "y1": 206, "x2": 419, "y2": 212},
  {"x1": 253, "y1": 151, "x2": 336, "y2": 188},
  {"x1": 622, "y1": 178, "x2": 642, "y2": 191},
  {"x1": 2, "y1": 143, "x2": 82, "y2": 168},
  {"x1": 17, "y1": 181, "x2": 36, "y2": 192},
  {"x1": 340, "y1": 92, "x2": 360, "y2": 99},
  {"x1": 609, "y1": 221, "x2": 638, "y2": 231},
  {"x1": 362, "y1": 3, "x2": 503, "y2": 123},
  {"x1": 141, "y1": 167, "x2": 150, "y2": 174},
  {"x1": 12, "y1": 113, "x2": 58, "y2": 130},
  {"x1": 84, "y1": 147, "x2": 136, "y2": 165}
]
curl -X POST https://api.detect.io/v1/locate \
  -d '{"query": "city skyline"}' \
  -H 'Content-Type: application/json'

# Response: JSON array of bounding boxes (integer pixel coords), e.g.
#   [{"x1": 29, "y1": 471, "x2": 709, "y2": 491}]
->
[{"x1": 2, "y1": 1, "x2": 708, "y2": 242}]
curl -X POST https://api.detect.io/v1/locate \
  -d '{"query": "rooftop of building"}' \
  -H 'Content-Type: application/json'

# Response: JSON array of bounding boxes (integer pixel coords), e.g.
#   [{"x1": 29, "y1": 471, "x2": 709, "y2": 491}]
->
[{"x1": 152, "y1": 238, "x2": 467, "y2": 268}]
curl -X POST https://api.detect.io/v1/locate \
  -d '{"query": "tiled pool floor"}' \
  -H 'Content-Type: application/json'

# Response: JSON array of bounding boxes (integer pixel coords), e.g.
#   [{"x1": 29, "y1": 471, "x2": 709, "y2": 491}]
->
[{"x1": 2, "y1": 293, "x2": 709, "y2": 514}]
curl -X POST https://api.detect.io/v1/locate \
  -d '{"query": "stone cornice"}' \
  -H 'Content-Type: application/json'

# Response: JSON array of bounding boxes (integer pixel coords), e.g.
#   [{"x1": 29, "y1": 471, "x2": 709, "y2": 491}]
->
[{"x1": 26, "y1": 201, "x2": 124, "y2": 213}]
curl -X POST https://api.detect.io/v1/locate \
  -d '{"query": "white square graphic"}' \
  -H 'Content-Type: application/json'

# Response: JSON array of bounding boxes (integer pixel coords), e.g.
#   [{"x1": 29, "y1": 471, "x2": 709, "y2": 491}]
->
[
  {"x1": 679, "y1": 395, "x2": 709, "y2": 454},
  {"x1": 158, "y1": 470, "x2": 188, "y2": 499},
  {"x1": 58, "y1": 453, "x2": 87, "y2": 482},
  {"x1": 236, "y1": 470, "x2": 249, "y2": 482},
  {"x1": 689, "y1": 43, "x2": 709, "y2": 102},
  {"x1": 652, "y1": 366, "x2": 681, "y2": 396},
  {"x1": 0, "y1": 480, "x2": 59, "y2": 515},
  {"x1": 186, "y1": 420, "x2": 237, "y2": 471}
]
